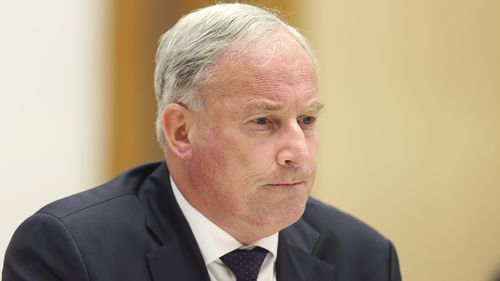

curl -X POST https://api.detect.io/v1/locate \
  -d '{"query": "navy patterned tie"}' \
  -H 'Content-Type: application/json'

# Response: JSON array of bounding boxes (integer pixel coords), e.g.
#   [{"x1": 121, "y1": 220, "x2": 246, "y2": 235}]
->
[{"x1": 220, "y1": 247, "x2": 268, "y2": 281}]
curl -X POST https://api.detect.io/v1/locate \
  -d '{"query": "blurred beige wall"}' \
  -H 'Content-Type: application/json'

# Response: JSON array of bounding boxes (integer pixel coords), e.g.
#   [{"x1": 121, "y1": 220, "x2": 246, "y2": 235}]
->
[{"x1": 297, "y1": 1, "x2": 500, "y2": 280}]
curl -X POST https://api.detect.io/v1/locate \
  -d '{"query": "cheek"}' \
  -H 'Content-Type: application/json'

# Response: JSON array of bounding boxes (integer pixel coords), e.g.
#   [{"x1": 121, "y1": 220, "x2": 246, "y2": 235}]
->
[
  {"x1": 191, "y1": 120, "x2": 278, "y2": 187},
  {"x1": 205, "y1": 128, "x2": 258, "y2": 169},
  {"x1": 190, "y1": 128, "x2": 248, "y2": 184},
  {"x1": 307, "y1": 135, "x2": 319, "y2": 160},
  {"x1": 192, "y1": 135, "x2": 228, "y2": 176},
  {"x1": 233, "y1": 141, "x2": 267, "y2": 168}
]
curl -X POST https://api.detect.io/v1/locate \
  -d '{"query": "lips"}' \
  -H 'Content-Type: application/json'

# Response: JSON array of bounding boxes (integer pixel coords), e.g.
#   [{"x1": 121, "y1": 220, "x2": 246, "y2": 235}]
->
[{"x1": 267, "y1": 181, "x2": 304, "y2": 187}]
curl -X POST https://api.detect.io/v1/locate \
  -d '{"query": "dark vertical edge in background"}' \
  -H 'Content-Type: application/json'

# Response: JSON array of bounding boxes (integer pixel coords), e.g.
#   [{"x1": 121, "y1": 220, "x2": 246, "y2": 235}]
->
[{"x1": 109, "y1": 0, "x2": 179, "y2": 176}]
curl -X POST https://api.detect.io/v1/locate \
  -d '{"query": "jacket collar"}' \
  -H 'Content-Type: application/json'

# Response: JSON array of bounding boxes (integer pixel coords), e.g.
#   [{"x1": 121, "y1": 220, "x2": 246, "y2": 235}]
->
[
  {"x1": 138, "y1": 162, "x2": 335, "y2": 281},
  {"x1": 276, "y1": 219, "x2": 336, "y2": 281},
  {"x1": 138, "y1": 162, "x2": 210, "y2": 281}
]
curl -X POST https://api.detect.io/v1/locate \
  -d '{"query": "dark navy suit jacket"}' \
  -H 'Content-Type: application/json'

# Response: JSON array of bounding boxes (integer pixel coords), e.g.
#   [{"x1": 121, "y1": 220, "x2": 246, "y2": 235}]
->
[{"x1": 3, "y1": 162, "x2": 402, "y2": 281}]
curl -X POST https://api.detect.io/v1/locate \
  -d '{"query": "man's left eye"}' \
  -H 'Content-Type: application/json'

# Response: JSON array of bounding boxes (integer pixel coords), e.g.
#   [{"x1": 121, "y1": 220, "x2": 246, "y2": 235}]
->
[{"x1": 300, "y1": 116, "x2": 316, "y2": 125}]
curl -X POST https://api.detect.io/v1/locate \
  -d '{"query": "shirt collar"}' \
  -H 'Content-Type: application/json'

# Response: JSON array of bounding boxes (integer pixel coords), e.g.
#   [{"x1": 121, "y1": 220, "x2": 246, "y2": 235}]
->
[{"x1": 170, "y1": 177, "x2": 279, "y2": 265}]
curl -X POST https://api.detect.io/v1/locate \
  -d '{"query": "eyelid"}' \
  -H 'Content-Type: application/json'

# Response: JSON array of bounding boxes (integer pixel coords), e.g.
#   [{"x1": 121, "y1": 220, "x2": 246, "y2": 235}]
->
[
  {"x1": 246, "y1": 116, "x2": 273, "y2": 125},
  {"x1": 246, "y1": 113, "x2": 270, "y2": 122},
  {"x1": 298, "y1": 114, "x2": 317, "y2": 119}
]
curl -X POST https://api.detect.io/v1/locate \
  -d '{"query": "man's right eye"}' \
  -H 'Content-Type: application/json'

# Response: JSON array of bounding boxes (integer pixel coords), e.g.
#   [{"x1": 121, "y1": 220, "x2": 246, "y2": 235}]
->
[{"x1": 254, "y1": 117, "x2": 270, "y2": 125}]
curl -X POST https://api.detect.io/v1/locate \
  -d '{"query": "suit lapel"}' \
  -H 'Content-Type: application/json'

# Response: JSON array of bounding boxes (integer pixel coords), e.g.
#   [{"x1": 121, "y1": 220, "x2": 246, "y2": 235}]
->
[
  {"x1": 146, "y1": 240, "x2": 206, "y2": 280},
  {"x1": 276, "y1": 220, "x2": 336, "y2": 281},
  {"x1": 139, "y1": 163, "x2": 210, "y2": 281}
]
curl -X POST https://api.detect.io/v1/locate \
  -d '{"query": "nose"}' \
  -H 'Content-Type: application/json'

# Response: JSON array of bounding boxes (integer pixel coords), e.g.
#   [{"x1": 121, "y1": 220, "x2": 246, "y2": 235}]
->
[{"x1": 276, "y1": 121, "x2": 310, "y2": 168}]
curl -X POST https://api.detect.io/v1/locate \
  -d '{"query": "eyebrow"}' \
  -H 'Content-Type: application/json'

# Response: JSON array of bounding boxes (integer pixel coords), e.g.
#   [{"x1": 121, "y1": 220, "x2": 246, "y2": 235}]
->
[
  {"x1": 245, "y1": 102, "x2": 282, "y2": 113},
  {"x1": 303, "y1": 101, "x2": 325, "y2": 114},
  {"x1": 244, "y1": 101, "x2": 325, "y2": 114}
]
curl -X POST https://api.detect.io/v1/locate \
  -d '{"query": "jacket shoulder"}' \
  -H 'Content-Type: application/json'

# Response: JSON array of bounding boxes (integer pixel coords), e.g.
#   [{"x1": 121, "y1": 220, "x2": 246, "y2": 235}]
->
[
  {"x1": 3, "y1": 162, "x2": 165, "y2": 281},
  {"x1": 299, "y1": 198, "x2": 401, "y2": 281},
  {"x1": 3, "y1": 212, "x2": 91, "y2": 281},
  {"x1": 303, "y1": 197, "x2": 391, "y2": 249},
  {"x1": 37, "y1": 162, "x2": 162, "y2": 219}
]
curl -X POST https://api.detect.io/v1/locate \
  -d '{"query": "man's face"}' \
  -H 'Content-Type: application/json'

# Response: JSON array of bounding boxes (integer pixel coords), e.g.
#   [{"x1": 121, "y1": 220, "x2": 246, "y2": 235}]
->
[{"x1": 186, "y1": 32, "x2": 321, "y2": 242}]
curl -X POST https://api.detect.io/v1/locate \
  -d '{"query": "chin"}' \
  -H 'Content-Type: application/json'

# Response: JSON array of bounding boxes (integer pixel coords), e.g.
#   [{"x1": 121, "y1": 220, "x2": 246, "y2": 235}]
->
[
  {"x1": 246, "y1": 188, "x2": 309, "y2": 228},
  {"x1": 284, "y1": 203, "x2": 307, "y2": 225},
  {"x1": 271, "y1": 196, "x2": 308, "y2": 229}
]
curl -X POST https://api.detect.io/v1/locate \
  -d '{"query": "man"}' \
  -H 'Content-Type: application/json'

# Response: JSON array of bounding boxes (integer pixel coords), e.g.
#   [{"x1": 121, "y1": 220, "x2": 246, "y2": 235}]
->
[{"x1": 3, "y1": 3, "x2": 402, "y2": 281}]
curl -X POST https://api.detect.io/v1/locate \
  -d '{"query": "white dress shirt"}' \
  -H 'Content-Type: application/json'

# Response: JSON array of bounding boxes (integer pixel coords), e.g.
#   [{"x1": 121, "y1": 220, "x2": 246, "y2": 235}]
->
[{"x1": 170, "y1": 177, "x2": 278, "y2": 281}]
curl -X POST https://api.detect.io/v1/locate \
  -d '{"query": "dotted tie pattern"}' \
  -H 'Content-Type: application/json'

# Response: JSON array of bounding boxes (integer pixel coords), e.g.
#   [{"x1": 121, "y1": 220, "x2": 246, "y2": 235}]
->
[{"x1": 220, "y1": 247, "x2": 268, "y2": 281}]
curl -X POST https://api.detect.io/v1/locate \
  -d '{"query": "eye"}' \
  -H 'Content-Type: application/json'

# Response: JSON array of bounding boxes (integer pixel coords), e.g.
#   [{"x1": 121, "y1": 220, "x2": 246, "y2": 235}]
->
[
  {"x1": 248, "y1": 116, "x2": 274, "y2": 131},
  {"x1": 254, "y1": 117, "x2": 271, "y2": 125},
  {"x1": 299, "y1": 116, "x2": 316, "y2": 125}
]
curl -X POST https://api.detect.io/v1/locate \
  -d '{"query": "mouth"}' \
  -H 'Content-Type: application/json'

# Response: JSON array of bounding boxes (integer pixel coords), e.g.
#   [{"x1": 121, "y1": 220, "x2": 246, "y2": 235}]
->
[{"x1": 266, "y1": 181, "x2": 304, "y2": 187}]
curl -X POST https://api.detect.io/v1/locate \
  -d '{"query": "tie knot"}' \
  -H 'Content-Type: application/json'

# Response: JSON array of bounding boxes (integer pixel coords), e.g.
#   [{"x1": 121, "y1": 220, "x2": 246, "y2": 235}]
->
[{"x1": 220, "y1": 247, "x2": 268, "y2": 281}]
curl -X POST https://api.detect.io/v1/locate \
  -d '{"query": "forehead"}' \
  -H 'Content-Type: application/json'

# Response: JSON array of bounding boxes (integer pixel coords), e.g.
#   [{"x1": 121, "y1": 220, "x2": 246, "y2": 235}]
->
[{"x1": 201, "y1": 31, "x2": 318, "y2": 107}]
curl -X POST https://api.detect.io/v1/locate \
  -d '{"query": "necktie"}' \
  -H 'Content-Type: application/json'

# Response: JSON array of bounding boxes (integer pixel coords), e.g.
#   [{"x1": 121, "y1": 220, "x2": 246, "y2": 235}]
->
[{"x1": 220, "y1": 247, "x2": 268, "y2": 281}]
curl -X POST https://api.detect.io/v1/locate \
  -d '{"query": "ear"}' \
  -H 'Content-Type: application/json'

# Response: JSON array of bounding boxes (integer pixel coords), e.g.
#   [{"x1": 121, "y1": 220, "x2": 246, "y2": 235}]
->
[{"x1": 162, "y1": 103, "x2": 194, "y2": 160}]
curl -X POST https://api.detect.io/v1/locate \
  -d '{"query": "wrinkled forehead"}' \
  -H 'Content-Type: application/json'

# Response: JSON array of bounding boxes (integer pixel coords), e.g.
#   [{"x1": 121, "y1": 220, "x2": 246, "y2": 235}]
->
[
  {"x1": 200, "y1": 31, "x2": 318, "y2": 103},
  {"x1": 217, "y1": 31, "x2": 315, "y2": 73}
]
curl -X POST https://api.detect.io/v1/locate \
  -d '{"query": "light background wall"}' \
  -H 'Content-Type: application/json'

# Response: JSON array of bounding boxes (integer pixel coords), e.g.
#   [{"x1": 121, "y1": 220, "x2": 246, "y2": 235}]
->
[
  {"x1": 1, "y1": 1, "x2": 499, "y2": 281},
  {"x1": 0, "y1": 0, "x2": 110, "y2": 268}
]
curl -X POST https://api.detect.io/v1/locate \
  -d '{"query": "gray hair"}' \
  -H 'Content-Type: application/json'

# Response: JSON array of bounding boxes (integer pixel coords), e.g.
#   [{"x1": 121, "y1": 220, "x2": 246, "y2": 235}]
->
[{"x1": 154, "y1": 3, "x2": 317, "y2": 148}]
